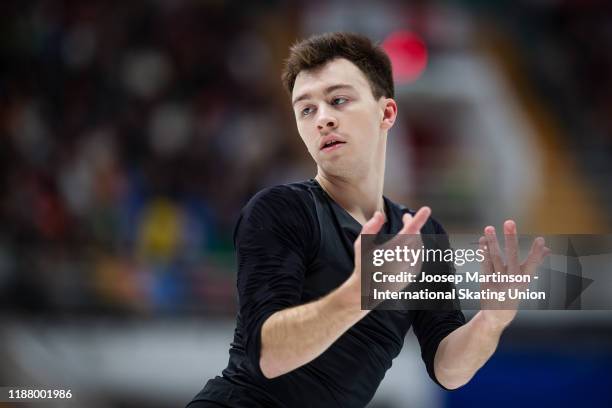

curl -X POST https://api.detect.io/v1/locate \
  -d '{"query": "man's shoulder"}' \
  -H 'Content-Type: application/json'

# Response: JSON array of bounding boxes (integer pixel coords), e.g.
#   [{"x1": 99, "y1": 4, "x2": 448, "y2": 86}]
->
[
  {"x1": 249, "y1": 180, "x2": 317, "y2": 203},
  {"x1": 244, "y1": 180, "x2": 318, "y2": 214},
  {"x1": 233, "y1": 180, "x2": 319, "y2": 246},
  {"x1": 236, "y1": 180, "x2": 319, "y2": 232}
]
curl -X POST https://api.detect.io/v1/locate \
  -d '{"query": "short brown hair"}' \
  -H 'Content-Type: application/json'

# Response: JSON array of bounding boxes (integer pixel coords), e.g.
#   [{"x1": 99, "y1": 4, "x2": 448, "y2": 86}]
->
[{"x1": 281, "y1": 32, "x2": 394, "y2": 99}]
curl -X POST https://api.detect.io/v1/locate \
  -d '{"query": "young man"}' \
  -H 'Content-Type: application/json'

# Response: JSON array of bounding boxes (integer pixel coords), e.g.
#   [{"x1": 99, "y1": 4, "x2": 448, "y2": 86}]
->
[{"x1": 187, "y1": 32, "x2": 549, "y2": 408}]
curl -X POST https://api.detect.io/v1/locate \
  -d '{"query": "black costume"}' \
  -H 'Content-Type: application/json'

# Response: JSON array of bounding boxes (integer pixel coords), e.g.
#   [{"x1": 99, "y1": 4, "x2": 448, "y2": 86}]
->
[{"x1": 188, "y1": 180, "x2": 465, "y2": 408}]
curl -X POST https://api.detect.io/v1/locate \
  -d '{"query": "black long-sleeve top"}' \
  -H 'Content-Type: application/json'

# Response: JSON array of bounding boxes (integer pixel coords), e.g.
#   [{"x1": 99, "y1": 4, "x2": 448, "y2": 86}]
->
[{"x1": 190, "y1": 179, "x2": 465, "y2": 407}]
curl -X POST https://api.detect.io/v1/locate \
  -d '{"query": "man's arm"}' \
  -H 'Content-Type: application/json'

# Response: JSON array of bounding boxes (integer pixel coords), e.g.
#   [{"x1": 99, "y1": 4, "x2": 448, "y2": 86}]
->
[
  {"x1": 259, "y1": 276, "x2": 366, "y2": 379},
  {"x1": 432, "y1": 221, "x2": 550, "y2": 389},
  {"x1": 432, "y1": 310, "x2": 506, "y2": 389},
  {"x1": 260, "y1": 208, "x2": 431, "y2": 379}
]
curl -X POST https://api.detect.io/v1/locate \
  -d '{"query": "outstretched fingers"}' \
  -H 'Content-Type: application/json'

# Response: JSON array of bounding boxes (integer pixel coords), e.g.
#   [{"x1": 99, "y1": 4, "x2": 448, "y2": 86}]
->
[
  {"x1": 361, "y1": 211, "x2": 386, "y2": 235},
  {"x1": 479, "y1": 236, "x2": 493, "y2": 274},
  {"x1": 484, "y1": 226, "x2": 505, "y2": 274},
  {"x1": 504, "y1": 220, "x2": 520, "y2": 273},
  {"x1": 398, "y1": 207, "x2": 431, "y2": 235},
  {"x1": 521, "y1": 237, "x2": 551, "y2": 276}
]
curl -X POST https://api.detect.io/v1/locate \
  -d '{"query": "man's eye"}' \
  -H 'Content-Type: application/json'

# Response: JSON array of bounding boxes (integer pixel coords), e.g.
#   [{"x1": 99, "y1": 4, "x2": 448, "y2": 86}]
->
[
  {"x1": 301, "y1": 106, "x2": 314, "y2": 116},
  {"x1": 331, "y1": 97, "x2": 348, "y2": 106}
]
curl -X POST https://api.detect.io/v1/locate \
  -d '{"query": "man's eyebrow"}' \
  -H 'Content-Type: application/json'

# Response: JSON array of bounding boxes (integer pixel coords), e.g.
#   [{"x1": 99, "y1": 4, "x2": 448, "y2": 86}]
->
[{"x1": 292, "y1": 84, "x2": 356, "y2": 106}]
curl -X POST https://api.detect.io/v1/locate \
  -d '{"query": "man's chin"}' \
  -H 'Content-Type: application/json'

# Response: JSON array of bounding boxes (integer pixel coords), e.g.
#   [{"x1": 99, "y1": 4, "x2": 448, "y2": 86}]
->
[{"x1": 317, "y1": 162, "x2": 359, "y2": 180}]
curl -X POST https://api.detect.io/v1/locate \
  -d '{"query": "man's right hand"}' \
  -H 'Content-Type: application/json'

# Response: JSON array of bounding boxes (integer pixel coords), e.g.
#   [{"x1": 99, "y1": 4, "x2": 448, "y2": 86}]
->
[{"x1": 345, "y1": 206, "x2": 432, "y2": 307}]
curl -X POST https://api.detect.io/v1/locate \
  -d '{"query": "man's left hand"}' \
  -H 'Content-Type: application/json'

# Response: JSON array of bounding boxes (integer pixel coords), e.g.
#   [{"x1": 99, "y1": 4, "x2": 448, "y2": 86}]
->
[{"x1": 478, "y1": 220, "x2": 551, "y2": 330}]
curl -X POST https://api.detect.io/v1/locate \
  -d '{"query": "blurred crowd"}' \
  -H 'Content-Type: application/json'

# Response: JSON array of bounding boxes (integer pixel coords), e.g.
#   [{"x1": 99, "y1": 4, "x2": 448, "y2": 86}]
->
[
  {"x1": 1, "y1": 1, "x2": 309, "y2": 315},
  {"x1": 507, "y1": 2, "x2": 612, "y2": 209}
]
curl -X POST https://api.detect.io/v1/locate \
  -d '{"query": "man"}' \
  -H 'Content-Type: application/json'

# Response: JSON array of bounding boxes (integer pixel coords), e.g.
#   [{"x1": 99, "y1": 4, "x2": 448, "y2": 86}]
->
[{"x1": 187, "y1": 32, "x2": 549, "y2": 407}]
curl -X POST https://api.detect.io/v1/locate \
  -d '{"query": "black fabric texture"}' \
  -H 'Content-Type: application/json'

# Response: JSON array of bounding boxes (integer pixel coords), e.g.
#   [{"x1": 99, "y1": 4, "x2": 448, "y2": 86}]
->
[{"x1": 189, "y1": 179, "x2": 465, "y2": 408}]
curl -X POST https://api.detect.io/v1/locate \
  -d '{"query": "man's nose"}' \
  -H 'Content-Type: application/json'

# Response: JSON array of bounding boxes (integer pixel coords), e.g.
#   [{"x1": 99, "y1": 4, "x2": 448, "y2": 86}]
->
[{"x1": 316, "y1": 108, "x2": 338, "y2": 130}]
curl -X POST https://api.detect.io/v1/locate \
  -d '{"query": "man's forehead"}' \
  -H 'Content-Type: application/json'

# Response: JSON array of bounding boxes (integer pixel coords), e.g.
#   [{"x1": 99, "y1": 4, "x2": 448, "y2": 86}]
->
[{"x1": 292, "y1": 58, "x2": 371, "y2": 99}]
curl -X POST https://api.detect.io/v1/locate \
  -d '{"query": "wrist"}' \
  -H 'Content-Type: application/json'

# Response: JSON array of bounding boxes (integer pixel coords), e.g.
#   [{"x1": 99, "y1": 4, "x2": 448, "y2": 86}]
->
[
  {"x1": 476, "y1": 310, "x2": 509, "y2": 335},
  {"x1": 332, "y1": 274, "x2": 368, "y2": 318}
]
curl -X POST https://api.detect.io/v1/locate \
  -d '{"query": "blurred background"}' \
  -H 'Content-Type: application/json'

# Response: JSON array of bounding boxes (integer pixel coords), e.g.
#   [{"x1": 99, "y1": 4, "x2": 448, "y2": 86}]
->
[{"x1": 1, "y1": 0, "x2": 611, "y2": 407}]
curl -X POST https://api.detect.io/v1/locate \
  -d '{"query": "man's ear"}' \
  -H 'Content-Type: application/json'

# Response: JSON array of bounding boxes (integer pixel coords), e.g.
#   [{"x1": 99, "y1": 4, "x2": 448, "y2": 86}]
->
[{"x1": 379, "y1": 98, "x2": 398, "y2": 131}]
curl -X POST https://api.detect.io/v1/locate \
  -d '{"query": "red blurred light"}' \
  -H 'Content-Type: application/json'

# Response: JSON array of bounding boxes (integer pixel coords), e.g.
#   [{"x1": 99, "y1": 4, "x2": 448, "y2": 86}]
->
[{"x1": 382, "y1": 30, "x2": 428, "y2": 84}]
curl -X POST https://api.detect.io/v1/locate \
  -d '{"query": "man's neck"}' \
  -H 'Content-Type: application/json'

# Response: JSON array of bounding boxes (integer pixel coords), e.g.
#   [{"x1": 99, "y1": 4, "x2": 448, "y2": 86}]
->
[{"x1": 315, "y1": 171, "x2": 385, "y2": 226}]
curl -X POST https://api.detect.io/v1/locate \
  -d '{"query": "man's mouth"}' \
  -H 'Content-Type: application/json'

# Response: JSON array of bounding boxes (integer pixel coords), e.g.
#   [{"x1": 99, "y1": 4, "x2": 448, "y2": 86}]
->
[
  {"x1": 319, "y1": 135, "x2": 347, "y2": 151},
  {"x1": 320, "y1": 140, "x2": 346, "y2": 152}
]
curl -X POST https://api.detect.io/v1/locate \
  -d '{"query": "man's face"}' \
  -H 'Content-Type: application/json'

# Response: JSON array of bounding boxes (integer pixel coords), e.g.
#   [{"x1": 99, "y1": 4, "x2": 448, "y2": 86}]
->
[{"x1": 291, "y1": 58, "x2": 391, "y2": 179}]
